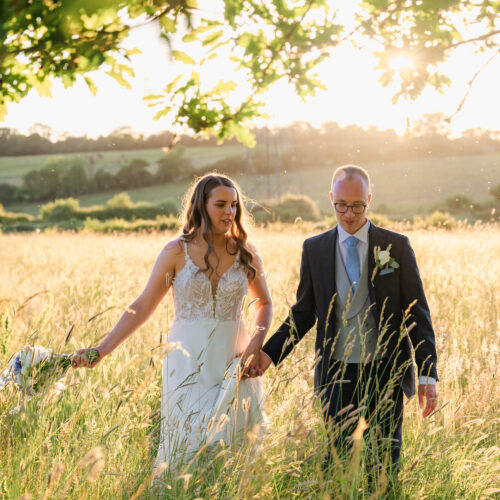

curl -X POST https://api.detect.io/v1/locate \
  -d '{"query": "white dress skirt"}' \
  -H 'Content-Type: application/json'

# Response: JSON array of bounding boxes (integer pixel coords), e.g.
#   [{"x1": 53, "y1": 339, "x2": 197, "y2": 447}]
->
[{"x1": 154, "y1": 240, "x2": 266, "y2": 470}]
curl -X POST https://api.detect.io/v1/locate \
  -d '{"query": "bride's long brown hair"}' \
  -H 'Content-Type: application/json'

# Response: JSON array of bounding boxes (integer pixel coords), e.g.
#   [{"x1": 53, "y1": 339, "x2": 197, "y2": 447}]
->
[{"x1": 180, "y1": 173, "x2": 256, "y2": 281}]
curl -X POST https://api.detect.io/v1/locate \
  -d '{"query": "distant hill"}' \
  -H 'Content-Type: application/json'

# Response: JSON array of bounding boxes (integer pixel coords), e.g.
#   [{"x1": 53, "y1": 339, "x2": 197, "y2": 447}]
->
[{"x1": 6, "y1": 151, "x2": 500, "y2": 219}]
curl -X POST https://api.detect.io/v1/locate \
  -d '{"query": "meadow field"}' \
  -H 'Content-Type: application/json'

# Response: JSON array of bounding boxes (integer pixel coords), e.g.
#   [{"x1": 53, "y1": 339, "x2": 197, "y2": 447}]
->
[
  {"x1": 0, "y1": 145, "x2": 247, "y2": 186},
  {"x1": 0, "y1": 225, "x2": 499, "y2": 499},
  {"x1": 4, "y1": 151, "x2": 500, "y2": 219}
]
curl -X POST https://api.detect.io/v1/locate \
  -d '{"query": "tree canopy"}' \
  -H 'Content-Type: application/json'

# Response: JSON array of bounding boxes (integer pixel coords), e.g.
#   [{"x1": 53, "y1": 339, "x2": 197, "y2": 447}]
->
[{"x1": 1, "y1": 0, "x2": 498, "y2": 144}]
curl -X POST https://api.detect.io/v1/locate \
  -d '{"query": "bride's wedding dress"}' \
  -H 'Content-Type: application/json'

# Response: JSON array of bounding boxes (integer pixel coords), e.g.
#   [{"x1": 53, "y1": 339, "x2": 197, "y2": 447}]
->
[{"x1": 155, "y1": 239, "x2": 266, "y2": 469}]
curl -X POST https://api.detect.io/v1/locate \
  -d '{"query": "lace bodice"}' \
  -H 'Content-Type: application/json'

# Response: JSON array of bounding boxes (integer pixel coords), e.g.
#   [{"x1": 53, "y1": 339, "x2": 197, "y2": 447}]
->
[{"x1": 171, "y1": 240, "x2": 249, "y2": 321}]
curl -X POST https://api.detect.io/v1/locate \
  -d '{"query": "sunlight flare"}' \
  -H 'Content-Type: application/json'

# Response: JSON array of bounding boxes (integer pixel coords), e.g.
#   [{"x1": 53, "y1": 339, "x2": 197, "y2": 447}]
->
[{"x1": 388, "y1": 54, "x2": 414, "y2": 70}]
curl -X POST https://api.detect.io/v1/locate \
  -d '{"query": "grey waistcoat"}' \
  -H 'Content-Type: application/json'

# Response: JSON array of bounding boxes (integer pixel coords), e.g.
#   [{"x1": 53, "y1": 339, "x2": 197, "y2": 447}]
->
[{"x1": 331, "y1": 240, "x2": 383, "y2": 363}]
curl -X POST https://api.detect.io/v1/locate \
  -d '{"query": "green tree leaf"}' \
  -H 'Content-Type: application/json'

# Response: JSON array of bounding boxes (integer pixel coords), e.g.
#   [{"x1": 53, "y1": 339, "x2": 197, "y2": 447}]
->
[{"x1": 172, "y1": 50, "x2": 196, "y2": 65}]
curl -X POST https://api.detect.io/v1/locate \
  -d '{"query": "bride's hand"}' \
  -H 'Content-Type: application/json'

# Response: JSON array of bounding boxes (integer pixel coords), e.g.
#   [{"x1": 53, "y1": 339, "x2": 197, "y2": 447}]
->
[
  {"x1": 72, "y1": 347, "x2": 102, "y2": 369},
  {"x1": 239, "y1": 336, "x2": 262, "y2": 379}
]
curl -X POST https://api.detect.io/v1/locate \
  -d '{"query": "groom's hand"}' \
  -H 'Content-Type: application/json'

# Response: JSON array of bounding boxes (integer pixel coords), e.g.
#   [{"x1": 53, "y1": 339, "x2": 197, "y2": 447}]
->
[
  {"x1": 240, "y1": 350, "x2": 273, "y2": 379},
  {"x1": 418, "y1": 384, "x2": 438, "y2": 418},
  {"x1": 252, "y1": 350, "x2": 272, "y2": 377}
]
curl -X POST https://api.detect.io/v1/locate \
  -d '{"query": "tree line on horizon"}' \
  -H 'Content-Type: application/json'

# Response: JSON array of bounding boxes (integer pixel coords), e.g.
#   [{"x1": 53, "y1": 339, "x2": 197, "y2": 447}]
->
[{"x1": 1, "y1": 113, "x2": 499, "y2": 159}]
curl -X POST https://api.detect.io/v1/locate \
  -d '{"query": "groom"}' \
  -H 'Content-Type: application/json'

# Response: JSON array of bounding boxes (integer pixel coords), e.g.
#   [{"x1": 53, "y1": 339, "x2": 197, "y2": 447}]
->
[{"x1": 254, "y1": 165, "x2": 438, "y2": 470}]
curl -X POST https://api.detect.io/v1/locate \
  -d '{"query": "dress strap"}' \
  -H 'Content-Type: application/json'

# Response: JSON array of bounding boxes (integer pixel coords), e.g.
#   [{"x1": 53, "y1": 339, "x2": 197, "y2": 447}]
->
[{"x1": 180, "y1": 237, "x2": 192, "y2": 264}]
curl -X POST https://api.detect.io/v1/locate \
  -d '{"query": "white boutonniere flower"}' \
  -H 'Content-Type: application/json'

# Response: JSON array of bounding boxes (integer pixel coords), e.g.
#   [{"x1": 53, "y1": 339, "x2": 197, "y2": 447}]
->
[{"x1": 371, "y1": 243, "x2": 399, "y2": 284}]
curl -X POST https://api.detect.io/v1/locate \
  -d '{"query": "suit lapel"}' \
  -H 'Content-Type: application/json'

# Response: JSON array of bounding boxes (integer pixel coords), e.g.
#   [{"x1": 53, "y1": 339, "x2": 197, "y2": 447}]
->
[
  {"x1": 367, "y1": 222, "x2": 382, "y2": 307},
  {"x1": 322, "y1": 227, "x2": 337, "y2": 314},
  {"x1": 368, "y1": 222, "x2": 387, "y2": 312}
]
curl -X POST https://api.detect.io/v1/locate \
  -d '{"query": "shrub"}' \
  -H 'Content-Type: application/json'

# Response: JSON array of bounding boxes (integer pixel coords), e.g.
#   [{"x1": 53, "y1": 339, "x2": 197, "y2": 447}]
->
[
  {"x1": 445, "y1": 193, "x2": 474, "y2": 212},
  {"x1": 60, "y1": 160, "x2": 90, "y2": 195},
  {"x1": 251, "y1": 194, "x2": 322, "y2": 223},
  {"x1": 54, "y1": 218, "x2": 85, "y2": 231},
  {"x1": 92, "y1": 169, "x2": 117, "y2": 191},
  {"x1": 115, "y1": 160, "x2": 154, "y2": 189},
  {"x1": 0, "y1": 209, "x2": 34, "y2": 224},
  {"x1": 106, "y1": 192, "x2": 133, "y2": 209},
  {"x1": 249, "y1": 200, "x2": 272, "y2": 223},
  {"x1": 278, "y1": 194, "x2": 321, "y2": 221},
  {"x1": 83, "y1": 215, "x2": 177, "y2": 233},
  {"x1": 0, "y1": 183, "x2": 22, "y2": 205},
  {"x1": 157, "y1": 201, "x2": 178, "y2": 217},
  {"x1": 0, "y1": 220, "x2": 51, "y2": 232},
  {"x1": 368, "y1": 212, "x2": 392, "y2": 228},
  {"x1": 101, "y1": 202, "x2": 169, "y2": 221},
  {"x1": 37, "y1": 195, "x2": 178, "y2": 223},
  {"x1": 89, "y1": 200, "x2": 177, "y2": 221},
  {"x1": 272, "y1": 194, "x2": 322, "y2": 222},
  {"x1": 413, "y1": 210, "x2": 457, "y2": 230},
  {"x1": 489, "y1": 184, "x2": 500, "y2": 202},
  {"x1": 21, "y1": 157, "x2": 90, "y2": 201},
  {"x1": 40, "y1": 198, "x2": 80, "y2": 221},
  {"x1": 156, "y1": 152, "x2": 194, "y2": 182}
]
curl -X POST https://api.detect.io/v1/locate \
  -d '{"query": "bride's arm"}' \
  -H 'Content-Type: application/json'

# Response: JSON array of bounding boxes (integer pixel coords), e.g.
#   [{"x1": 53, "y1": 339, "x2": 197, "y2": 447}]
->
[
  {"x1": 73, "y1": 239, "x2": 181, "y2": 368},
  {"x1": 240, "y1": 242, "x2": 273, "y2": 376}
]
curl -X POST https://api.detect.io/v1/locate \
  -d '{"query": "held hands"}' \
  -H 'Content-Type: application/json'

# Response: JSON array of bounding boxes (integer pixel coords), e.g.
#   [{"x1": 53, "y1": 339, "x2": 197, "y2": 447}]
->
[
  {"x1": 72, "y1": 347, "x2": 102, "y2": 369},
  {"x1": 239, "y1": 336, "x2": 262, "y2": 379},
  {"x1": 418, "y1": 383, "x2": 438, "y2": 418},
  {"x1": 240, "y1": 348, "x2": 272, "y2": 379},
  {"x1": 239, "y1": 334, "x2": 273, "y2": 379}
]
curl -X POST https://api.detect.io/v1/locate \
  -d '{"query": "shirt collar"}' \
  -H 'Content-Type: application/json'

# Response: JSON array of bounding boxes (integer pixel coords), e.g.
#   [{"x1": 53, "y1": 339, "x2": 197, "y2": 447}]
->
[{"x1": 337, "y1": 219, "x2": 370, "y2": 244}]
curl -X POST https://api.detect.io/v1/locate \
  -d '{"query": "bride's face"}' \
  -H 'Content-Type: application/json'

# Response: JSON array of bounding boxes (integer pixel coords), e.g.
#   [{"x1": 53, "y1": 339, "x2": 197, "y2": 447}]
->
[{"x1": 205, "y1": 186, "x2": 238, "y2": 235}]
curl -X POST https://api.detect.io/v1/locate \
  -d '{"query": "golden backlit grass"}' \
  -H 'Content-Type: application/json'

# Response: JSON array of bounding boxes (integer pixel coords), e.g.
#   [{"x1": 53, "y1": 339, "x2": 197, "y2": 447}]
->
[{"x1": 0, "y1": 225, "x2": 499, "y2": 499}]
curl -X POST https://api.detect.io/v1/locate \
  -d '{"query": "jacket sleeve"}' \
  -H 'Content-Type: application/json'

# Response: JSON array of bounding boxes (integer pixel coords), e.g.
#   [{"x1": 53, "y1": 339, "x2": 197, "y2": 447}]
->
[
  {"x1": 400, "y1": 236, "x2": 439, "y2": 380},
  {"x1": 262, "y1": 240, "x2": 317, "y2": 366}
]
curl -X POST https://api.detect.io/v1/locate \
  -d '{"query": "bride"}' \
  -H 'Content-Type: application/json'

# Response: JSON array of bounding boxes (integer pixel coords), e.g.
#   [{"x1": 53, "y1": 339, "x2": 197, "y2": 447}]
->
[{"x1": 73, "y1": 173, "x2": 272, "y2": 471}]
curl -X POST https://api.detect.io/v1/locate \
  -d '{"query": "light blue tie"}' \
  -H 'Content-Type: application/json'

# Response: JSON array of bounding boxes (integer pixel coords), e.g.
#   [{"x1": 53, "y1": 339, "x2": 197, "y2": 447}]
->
[{"x1": 345, "y1": 236, "x2": 360, "y2": 292}]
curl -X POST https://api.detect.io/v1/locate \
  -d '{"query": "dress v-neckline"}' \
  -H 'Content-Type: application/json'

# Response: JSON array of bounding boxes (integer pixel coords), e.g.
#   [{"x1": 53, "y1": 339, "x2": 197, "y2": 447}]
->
[{"x1": 182, "y1": 241, "x2": 239, "y2": 314}]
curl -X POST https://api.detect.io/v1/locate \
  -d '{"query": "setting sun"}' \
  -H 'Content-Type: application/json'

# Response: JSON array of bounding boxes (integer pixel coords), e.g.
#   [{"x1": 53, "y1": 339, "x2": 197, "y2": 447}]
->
[{"x1": 388, "y1": 54, "x2": 414, "y2": 70}]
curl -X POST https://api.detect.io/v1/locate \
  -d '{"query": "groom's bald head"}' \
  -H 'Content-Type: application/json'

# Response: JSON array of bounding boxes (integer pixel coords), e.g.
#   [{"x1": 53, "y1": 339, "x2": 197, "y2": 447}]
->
[
  {"x1": 330, "y1": 165, "x2": 372, "y2": 234},
  {"x1": 331, "y1": 165, "x2": 371, "y2": 194}
]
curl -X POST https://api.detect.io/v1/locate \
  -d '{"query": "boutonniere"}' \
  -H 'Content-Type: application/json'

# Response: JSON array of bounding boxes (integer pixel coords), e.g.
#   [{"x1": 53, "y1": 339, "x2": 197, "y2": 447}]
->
[{"x1": 371, "y1": 244, "x2": 399, "y2": 285}]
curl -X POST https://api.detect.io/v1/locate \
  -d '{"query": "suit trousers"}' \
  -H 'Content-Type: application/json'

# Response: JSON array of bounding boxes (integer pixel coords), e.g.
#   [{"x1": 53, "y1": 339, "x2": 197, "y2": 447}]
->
[{"x1": 321, "y1": 358, "x2": 404, "y2": 472}]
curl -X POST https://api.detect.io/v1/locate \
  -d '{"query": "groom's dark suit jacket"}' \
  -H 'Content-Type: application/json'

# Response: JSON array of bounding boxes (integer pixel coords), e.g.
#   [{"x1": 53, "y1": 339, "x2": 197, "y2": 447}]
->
[{"x1": 262, "y1": 223, "x2": 438, "y2": 398}]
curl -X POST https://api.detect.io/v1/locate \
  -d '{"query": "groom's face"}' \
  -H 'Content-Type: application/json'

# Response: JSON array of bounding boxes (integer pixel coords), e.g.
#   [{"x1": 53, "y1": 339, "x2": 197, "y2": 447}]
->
[{"x1": 330, "y1": 175, "x2": 371, "y2": 234}]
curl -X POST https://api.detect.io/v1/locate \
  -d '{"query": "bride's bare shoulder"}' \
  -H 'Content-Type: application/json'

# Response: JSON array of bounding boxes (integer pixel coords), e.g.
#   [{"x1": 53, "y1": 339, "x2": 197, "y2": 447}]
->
[
  {"x1": 162, "y1": 237, "x2": 185, "y2": 255},
  {"x1": 244, "y1": 240, "x2": 264, "y2": 267},
  {"x1": 157, "y1": 238, "x2": 185, "y2": 268},
  {"x1": 153, "y1": 238, "x2": 185, "y2": 283},
  {"x1": 245, "y1": 239, "x2": 261, "y2": 256}
]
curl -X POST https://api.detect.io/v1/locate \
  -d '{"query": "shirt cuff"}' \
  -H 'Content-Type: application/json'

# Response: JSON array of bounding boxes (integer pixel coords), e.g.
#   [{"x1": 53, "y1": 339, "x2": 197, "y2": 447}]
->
[
  {"x1": 262, "y1": 350, "x2": 275, "y2": 366},
  {"x1": 418, "y1": 376, "x2": 436, "y2": 385}
]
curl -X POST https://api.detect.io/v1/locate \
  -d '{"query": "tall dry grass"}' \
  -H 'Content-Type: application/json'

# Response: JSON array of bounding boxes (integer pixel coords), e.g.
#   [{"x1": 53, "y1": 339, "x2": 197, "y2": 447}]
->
[{"x1": 0, "y1": 225, "x2": 499, "y2": 498}]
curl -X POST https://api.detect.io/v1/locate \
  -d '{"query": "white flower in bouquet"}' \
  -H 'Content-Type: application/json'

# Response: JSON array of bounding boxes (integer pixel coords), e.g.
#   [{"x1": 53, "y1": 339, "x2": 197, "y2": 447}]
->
[
  {"x1": 2, "y1": 345, "x2": 72, "y2": 394},
  {"x1": 32, "y1": 345, "x2": 50, "y2": 365}
]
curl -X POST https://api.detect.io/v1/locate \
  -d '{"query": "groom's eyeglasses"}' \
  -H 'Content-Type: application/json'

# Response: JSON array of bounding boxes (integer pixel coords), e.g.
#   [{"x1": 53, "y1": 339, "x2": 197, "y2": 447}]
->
[{"x1": 334, "y1": 202, "x2": 367, "y2": 214}]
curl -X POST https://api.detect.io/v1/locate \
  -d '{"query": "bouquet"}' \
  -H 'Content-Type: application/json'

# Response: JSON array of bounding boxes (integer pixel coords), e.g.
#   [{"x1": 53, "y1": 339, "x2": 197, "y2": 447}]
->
[{"x1": 0, "y1": 345, "x2": 74, "y2": 394}]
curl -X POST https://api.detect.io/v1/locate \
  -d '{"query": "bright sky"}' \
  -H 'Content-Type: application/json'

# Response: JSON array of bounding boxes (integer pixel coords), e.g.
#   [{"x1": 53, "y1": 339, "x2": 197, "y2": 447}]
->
[{"x1": 2, "y1": 5, "x2": 499, "y2": 140}]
